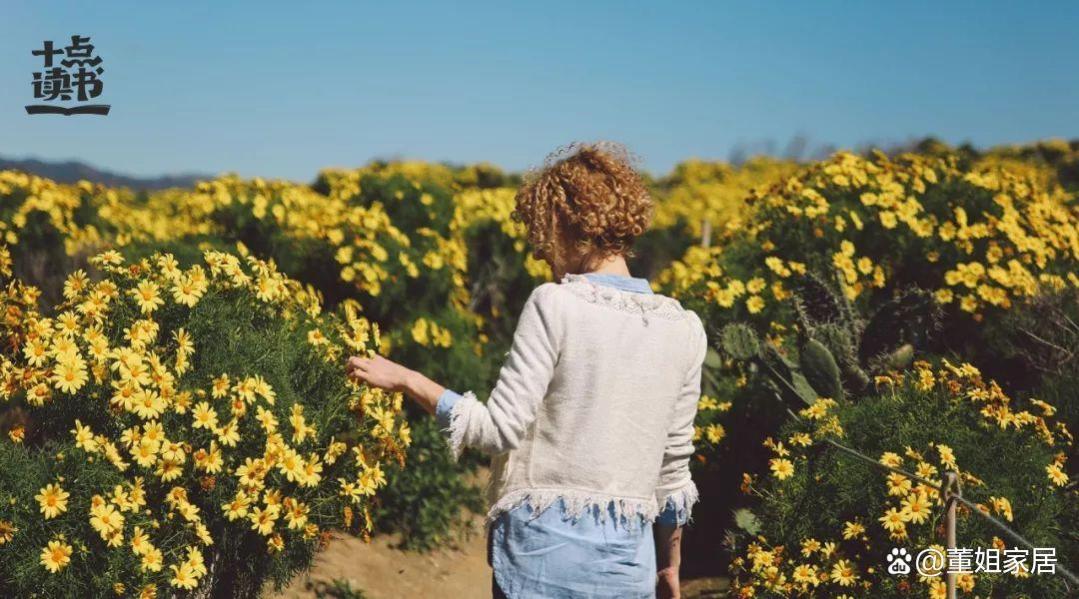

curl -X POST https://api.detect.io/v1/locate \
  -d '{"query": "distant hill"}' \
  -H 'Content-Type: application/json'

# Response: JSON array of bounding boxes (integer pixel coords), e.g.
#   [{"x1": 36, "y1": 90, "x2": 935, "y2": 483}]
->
[{"x1": 0, "y1": 156, "x2": 210, "y2": 191}]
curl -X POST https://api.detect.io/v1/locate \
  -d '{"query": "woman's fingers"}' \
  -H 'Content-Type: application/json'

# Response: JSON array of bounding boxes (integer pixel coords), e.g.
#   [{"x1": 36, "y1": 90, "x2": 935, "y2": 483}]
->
[
  {"x1": 347, "y1": 364, "x2": 372, "y2": 381},
  {"x1": 347, "y1": 355, "x2": 369, "y2": 371},
  {"x1": 345, "y1": 354, "x2": 410, "y2": 393},
  {"x1": 345, "y1": 356, "x2": 373, "y2": 382}
]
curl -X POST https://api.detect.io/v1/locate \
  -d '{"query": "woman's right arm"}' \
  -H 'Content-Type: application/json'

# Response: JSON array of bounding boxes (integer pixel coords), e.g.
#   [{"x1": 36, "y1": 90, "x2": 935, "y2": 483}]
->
[
  {"x1": 347, "y1": 285, "x2": 561, "y2": 461},
  {"x1": 436, "y1": 283, "x2": 564, "y2": 459}
]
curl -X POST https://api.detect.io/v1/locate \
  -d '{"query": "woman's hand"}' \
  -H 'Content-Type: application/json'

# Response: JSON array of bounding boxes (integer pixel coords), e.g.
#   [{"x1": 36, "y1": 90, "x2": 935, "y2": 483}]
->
[
  {"x1": 346, "y1": 355, "x2": 445, "y2": 415},
  {"x1": 346, "y1": 354, "x2": 414, "y2": 393}
]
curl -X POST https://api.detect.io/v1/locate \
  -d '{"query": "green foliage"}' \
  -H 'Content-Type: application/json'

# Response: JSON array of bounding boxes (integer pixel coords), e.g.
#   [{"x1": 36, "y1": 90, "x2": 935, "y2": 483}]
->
[
  {"x1": 718, "y1": 269, "x2": 942, "y2": 412},
  {"x1": 372, "y1": 417, "x2": 484, "y2": 551},
  {"x1": 719, "y1": 323, "x2": 760, "y2": 361},
  {"x1": 459, "y1": 216, "x2": 539, "y2": 349},
  {"x1": 0, "y1": 251, "x2": 407, "y2": 597},
  {"x1": 759, "y1": 343, "x2": 819, "y2": 408},
  {"x1": 858, "y1": 287, "x2": 941, "y2": 369},
  {"x1": 119, "y1": 236, "x2": 232, "y2": 267},
  {"x1": 717, "y1": 322, "x2": 818, "y2": 408},
  {"x1": 813, "y1": 323, "x2": 870, "y2": 395},
  {"x1": 791, "y1": 271, "x2": 941, "y2": 398},
  {"x1": 123, "y1": 171, "x2": 497, "y2": 556},
  {"x1": 308, "y1": 578, "x2": 368, "y2": 599},
  {"x1": 730, "y1": 364, "x2": 1072, "y2": 597},
  {"x1": 0, "y1": 440, "x2": 128, "y2": 597},
  {"x1": 335, "y1": 172, "x2": 458, "y2": 323},
  {"x1": 732, "y1": 508, "x2": 761, "y2": 537},
  {"x1": 798, "y1": 338, "x2": 843, "y2": 402}
]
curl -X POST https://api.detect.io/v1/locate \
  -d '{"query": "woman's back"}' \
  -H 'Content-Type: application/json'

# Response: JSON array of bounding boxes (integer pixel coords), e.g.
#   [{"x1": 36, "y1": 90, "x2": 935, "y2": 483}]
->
[{"x1": 478, "y1": 274, "x2": 704, "y2": 524}]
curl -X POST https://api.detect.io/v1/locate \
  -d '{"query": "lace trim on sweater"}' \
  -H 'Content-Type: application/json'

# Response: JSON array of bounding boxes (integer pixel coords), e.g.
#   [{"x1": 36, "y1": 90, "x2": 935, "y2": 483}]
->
[
  {"x1": 559, "y1": 274, "x2": 688, "y2": 321},
  {"x1": 658, "y1": 479, "x2": 700, "y2": 524}
]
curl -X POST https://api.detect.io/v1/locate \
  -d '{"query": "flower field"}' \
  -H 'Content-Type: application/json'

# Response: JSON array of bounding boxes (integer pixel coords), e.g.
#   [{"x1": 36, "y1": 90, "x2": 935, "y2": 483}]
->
[{"x1": 0, "y1": 139, "x2": 1077, "y2": 597}]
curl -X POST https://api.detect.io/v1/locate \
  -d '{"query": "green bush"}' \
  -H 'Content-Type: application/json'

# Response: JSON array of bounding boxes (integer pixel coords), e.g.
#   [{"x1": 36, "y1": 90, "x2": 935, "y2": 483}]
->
[
  {"x1": 0, "y1": 249, "x2": 409, "y2": 597},
  {"x1": 728, "y1": 361, "x2": 1073, "y2": 598},
  {"x1": 373, "y1": 417, "x2": 484, "y2": 551},
  {"x1": 114, "y1": 170, "x2": 496, "y2": 554}
]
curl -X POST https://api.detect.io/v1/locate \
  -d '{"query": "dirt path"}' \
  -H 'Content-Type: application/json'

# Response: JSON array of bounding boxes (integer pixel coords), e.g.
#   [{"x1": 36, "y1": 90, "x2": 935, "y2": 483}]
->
[
  {"x1": 271, "y1": 523, "x2": 492, "y2": 599},
  {"x1": 271, "y1": 525, "x2": 729, "y2": 599}
]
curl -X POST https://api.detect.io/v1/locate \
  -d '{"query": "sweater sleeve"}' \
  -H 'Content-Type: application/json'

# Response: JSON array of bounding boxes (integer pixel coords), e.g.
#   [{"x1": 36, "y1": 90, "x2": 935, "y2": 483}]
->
[
  {"x1": 443, "y1": 284, "x2": 562, "y2": 460},
  {"x1": 653, "y1": 312, "x2": 706, "y2": 523}
]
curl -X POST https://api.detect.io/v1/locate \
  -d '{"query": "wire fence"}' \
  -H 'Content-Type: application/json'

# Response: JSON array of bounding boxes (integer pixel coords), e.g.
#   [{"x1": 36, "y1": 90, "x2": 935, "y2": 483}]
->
[
  {"x1": 717, "y1": 288, "x2": 1076, "y2": 596},
  {"x1": 784, "y1": 406, "x2": 1079, "y2": 597}
]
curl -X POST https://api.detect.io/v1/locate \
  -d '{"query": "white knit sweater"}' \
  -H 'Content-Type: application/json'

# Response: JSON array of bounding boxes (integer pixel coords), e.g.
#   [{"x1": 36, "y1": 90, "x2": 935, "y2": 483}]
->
[{"x1": 447, "y1": 273, "x2": 706, "y2": 524}]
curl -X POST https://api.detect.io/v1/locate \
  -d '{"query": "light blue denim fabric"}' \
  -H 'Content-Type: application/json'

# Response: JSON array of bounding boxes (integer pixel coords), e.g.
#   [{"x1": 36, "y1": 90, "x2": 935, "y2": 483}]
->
[
  {"x1": 435, "y1": 273, "x2": 688, "y2": 598},
  {"x1": 488, "y1": 499, "x2": 657, "y2": 598}
]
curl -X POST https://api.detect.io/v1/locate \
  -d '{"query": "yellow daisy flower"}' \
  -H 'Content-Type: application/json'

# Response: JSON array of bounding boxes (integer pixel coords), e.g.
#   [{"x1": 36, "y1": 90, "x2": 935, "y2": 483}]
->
[
  {"x1": 35, "y1": 483, "x2": 70, "y2": 519},
  {"x1": 130, "y1": 281, "x2": 165, "y2": 314},
  {"x1": 40, "y1": 539, "x2": 73, "y2": 573},
  {"x1": 769, "y1": 458, "x2": 794, "y2": 480}
]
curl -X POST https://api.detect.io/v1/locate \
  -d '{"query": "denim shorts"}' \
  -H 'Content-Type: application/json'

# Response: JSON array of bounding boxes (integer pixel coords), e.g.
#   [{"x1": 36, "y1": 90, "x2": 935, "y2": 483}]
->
[{"x1": 486, "y1": 499, "x2": 656, "y2": 598}]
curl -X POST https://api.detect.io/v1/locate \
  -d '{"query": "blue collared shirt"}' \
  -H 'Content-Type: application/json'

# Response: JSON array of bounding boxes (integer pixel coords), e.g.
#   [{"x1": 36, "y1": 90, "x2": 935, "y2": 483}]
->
[{"x1": 435, "y1": 273, "x2": 688, "y2": 597}]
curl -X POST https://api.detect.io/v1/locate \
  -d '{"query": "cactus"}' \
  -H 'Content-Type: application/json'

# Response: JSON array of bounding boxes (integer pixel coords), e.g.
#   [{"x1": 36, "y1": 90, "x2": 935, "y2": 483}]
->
[
  {"x1": 878, "y1": 343, "x2": 915, "y2": 371},
  {"x1": 716, "y1": 270, "x2": 938, "y2": 406},
  {"x1": 814, "y1": 322, "x2": 870, "y2": 394},
  {"x1": 791, "y1": 269, "x2": 939, "y2": 399},
  {"x1": 792, "y1": 270, "x2": 862, "y2": 338},
  {"x1": 704, "y1": 346, "x2": 724, "y2": 370},
  {"x1": 718, "y1": 323, "x2": 817, "y2": 408},
  {"x1": 720, "y1": 323, "x2": 760, "y2": 360},
  {"x1": 799, "y1": 338, "x2": 844, "y2": 401},
  {"x1": 789, "y1": 271, "x2": 869, "y2": 395},
  {"x1": 760, "y1": 343, "x2": 819, "y2": 406},
  {"x1": 792, "y1": 270, "x2": 845, "y2": 327},
  {"x1": 859, "y1": 288, "x2": 942, "y2": 366}
]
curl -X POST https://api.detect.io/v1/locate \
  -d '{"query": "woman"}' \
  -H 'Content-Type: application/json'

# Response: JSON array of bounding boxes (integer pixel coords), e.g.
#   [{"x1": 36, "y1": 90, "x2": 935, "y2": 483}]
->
[{"x1": 347, "y1": 143, "x2": 705, "y2": 599}]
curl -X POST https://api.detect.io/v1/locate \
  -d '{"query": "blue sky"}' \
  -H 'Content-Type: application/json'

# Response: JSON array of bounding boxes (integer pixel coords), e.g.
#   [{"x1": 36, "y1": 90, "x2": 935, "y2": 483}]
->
[{"x1": 2, "y1": 1, "x2": 1078, "y2": 181}]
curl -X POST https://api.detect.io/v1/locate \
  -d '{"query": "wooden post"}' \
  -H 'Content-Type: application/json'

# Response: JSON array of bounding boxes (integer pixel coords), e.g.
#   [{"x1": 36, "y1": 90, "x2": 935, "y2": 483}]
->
[
  {"x1": 700, "y1": 219, "x2": 712, "y2": 248},
  {"x1": 944, "y1": 471, "x2": 959, "y2": 599}
]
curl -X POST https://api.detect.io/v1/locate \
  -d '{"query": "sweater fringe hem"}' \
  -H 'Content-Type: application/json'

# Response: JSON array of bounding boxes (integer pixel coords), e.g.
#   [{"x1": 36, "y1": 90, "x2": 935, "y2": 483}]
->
[
  {"x1": 486, "y1": 488, "x2": 664, "y2": 527},
  {"x1": 658, "y1": 480, "x2": 700, "y2": 524}
]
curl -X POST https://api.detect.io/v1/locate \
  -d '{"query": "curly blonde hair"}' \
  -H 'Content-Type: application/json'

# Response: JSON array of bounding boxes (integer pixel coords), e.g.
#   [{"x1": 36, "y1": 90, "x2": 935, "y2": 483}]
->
[{"x1": 513, "y1": 142, "x2": 653, "y2": 264}]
